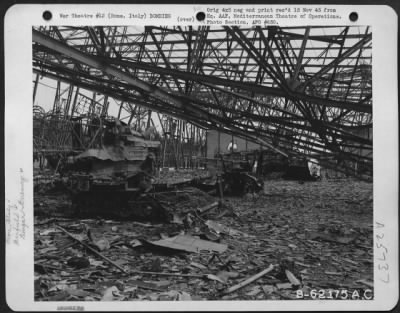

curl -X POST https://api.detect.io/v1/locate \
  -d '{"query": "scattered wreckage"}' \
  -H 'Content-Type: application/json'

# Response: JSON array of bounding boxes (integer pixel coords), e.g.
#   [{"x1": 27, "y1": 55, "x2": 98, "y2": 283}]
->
[
  {"x1": 59, "y1": 123, "x2": 266, "y2": 220},
  {"x1": 34, "y1": 178, "x2": 373, "y2": 301},
  {"x1": 34, "y1": 117, "x2": 321, "y2": 223},
  {"x1": 33, "y1": 120, "x2": 371, "y2": 301},
  {"x1": 64, "y1": 120, "x2": 167, "y2": 220}
]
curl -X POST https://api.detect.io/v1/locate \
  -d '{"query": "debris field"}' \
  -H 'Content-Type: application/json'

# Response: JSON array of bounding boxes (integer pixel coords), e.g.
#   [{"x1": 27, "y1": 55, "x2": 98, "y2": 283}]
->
[
  {"x1": 34, "y1": 175, "x2": 373, "y2": 301},
  {"x1": 31, "y1": 25, "x2": 374, "y2": 303}
]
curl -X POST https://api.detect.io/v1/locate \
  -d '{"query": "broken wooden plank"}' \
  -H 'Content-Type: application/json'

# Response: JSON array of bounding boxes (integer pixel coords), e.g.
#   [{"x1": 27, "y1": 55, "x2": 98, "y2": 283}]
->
[
  {"x1": 276, "y1": 282, "x2": 293, "y2": 290},
  {"x1": 324, "y1": 271, "x2": 343, "y2": 276},
  {"x1": 55, "y1": 225, "x2": 128, "y2": 273},
  {"x1": 246, "y1": 286, "x2": 262, "y2": 296},
  {"x1": 309, "y1": 231, "x2": 358, "y2": 244},
  {"x1": 197, "y1": 201, "x2": 219, "y2": 214},
  {"x1": 126, "y1": 270, "x2": 227, "y2": 285},
  {"x1": 285, "y1": 270, "x2": 301, "y2": 286},
  {"x1": 132, "y1": 221, "x2": 161, "y2": 228},
  {"x1": 190, "y1": 262, "x2": 207, "y2": 270},
  {"x1": 355, "y1": 279, "x2": 374, "y2": 288},
  {"x1": 222, "y1": 264, "x2": 275, "y2": 294},
  {"x1": 294, "y1": 261, "x2": 311, "y2": 268},
  {"x1": 128, "y1": 270, "x2": 204, "y2": 278}
]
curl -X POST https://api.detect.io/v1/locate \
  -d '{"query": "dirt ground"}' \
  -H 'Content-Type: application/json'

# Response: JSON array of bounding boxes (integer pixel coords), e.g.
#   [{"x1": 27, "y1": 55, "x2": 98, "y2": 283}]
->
[{"x1": 34, "y1": 177, "x2": 373, "y2": 301}]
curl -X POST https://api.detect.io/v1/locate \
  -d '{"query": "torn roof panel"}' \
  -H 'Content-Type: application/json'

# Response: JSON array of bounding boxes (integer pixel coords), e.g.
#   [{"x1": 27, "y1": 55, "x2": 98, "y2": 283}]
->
[
  {"x1": 150, "y1": 234, "x2": 228, "y2": 254},
  {"x1": 125, "y1": 136, "x2": 161, "y2": 148},
  {"x1": 75, "y1": 146, "x2": 148, "y2": 161}
]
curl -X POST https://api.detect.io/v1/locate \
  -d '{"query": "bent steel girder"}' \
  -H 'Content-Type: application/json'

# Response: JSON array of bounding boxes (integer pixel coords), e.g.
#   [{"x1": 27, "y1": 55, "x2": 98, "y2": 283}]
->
[{"x1": 32, "y1": 26, "x2": 372, "y2": 178}]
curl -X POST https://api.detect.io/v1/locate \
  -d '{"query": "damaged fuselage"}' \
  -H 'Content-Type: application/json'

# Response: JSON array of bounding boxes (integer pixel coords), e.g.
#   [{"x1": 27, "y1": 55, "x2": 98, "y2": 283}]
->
[{"x1": 67, "y1": 120, "x2": 166, "y2": 220}]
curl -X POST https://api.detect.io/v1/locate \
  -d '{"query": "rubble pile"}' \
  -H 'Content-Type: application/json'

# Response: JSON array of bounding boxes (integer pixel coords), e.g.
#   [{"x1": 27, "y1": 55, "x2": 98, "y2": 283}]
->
[{"x1": 34, "y1": 178, "x2": 373, "y2": 301}]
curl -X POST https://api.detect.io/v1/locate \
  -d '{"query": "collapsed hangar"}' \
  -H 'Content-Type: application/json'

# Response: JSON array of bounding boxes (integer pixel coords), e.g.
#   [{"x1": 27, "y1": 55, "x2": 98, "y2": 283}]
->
[
  {"x1": 32, "y1": 25, "x2": 372, "y2": 179},
  {"x1": 32, "y1": 26, "x2": 374, "y2": 301}
]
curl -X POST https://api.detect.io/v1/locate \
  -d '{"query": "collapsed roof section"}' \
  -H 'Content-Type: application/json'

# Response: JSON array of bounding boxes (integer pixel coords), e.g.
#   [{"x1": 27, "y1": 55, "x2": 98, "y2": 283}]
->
[{"x1": 32, "y1": 26, "x2": 372, "y2": 178}]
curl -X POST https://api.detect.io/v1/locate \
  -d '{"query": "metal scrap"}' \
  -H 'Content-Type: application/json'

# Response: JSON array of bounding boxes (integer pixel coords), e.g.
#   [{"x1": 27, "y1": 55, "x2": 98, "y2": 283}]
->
[{"x1": 149, "y1": 234, "x2": 228, "y2": 254}]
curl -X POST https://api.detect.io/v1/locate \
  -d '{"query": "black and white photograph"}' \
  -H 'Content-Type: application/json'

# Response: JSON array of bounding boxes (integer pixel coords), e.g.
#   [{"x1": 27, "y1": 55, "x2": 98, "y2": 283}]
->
[
  {"x1": 31, "y1": 24, "x2": 376, "y2": 302},
  {"x1": 3, "y1": 4, "x2": 399, "y2": 310}
]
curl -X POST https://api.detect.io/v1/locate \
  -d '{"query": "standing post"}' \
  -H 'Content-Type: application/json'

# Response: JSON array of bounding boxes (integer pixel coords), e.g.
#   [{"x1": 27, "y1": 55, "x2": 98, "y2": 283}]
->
[
  {"x1": 70, "y1": 87, "x2": 80, "y2": 117},
  {"x1": 216, "y1": 174, "x2": 224, "y2": 212},
  {"x1": 146, "y1": 110, "x2": 152, "y2": 129},
  {"x1": 64, "y1": 85, "x2": 74, "y2": 117},
  {"x1": 33, "y1": 73, "x2": 40, "y2": 104},
  {"x1": 52, "y1": 80, "x2": 61, "y2": 114},
  {"x1": 117, "y1": 102, "x2": 124, "y2": 120}
]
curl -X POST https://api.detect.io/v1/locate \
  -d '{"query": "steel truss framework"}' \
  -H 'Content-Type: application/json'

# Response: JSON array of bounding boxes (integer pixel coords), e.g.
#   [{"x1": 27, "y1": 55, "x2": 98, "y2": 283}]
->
[{"x1": 32, "y1": 25, "x2": 372, "y2": 178}]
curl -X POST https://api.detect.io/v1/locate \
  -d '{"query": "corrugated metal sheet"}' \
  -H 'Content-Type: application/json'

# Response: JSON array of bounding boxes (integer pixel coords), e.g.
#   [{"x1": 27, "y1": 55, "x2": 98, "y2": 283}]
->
[
  {"x1": 91, "y1": 161, "x2": 142, "y2": 176},
  {"x1": 150, "y1": 235, "x2": 228, "y2": 253},
  {"x1": 76, "y1": 145, "x2": 148, "y2": 161},
  {"x1": 125, "y1": 136, "x2": 161, "y2": 148}
]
